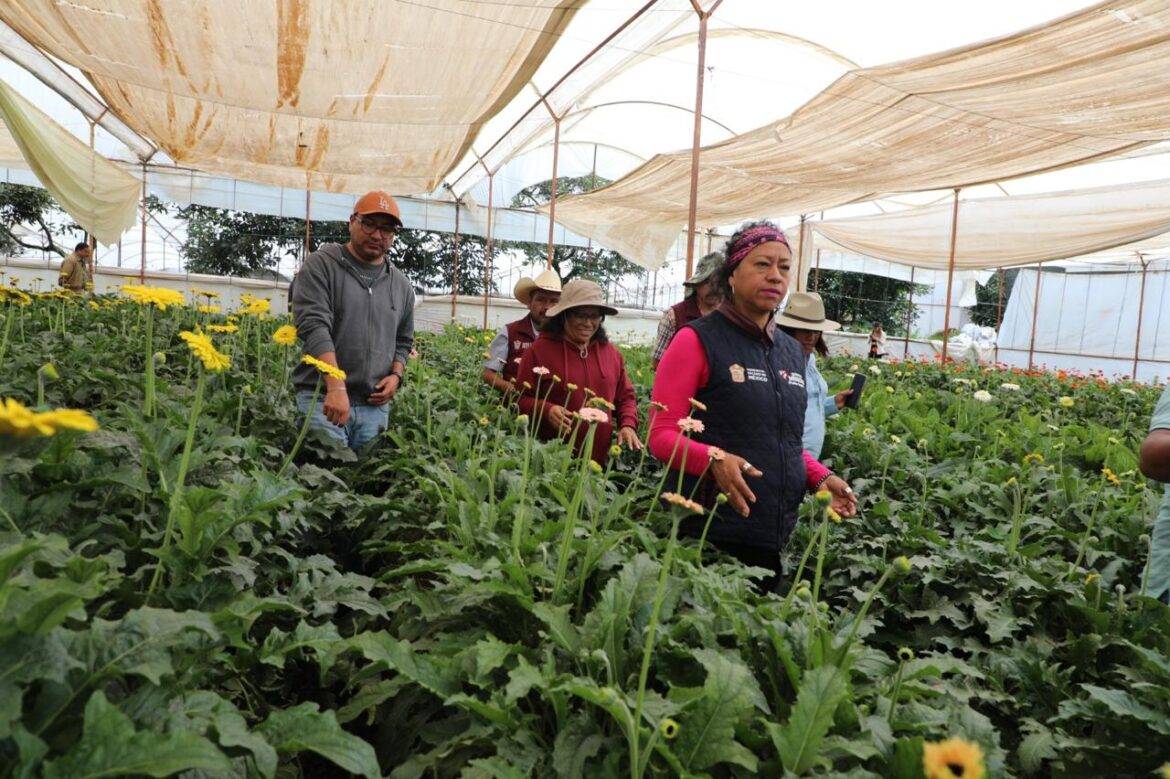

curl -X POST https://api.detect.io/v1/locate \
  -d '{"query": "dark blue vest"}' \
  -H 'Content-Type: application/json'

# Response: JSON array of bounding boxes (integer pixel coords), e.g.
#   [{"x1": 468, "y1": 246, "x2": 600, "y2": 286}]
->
[{"x1": 678, "y1": 311, "x2": 808, "y2": 552}]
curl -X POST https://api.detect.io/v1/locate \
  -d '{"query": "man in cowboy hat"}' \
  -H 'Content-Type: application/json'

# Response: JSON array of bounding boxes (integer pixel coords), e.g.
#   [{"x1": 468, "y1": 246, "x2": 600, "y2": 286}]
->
[
  {"x1": 291, "y1": 190, "x2": 415, "y2": 453},
  {"x1": 775, "y1": 291, "x2": 854, "y2": 459},
  {"x1": 482, "y1": 267, "x2": 562, "y2": 396},
  {"x1": 651, "y1": 251, "x2": 724, "y2": 370}
]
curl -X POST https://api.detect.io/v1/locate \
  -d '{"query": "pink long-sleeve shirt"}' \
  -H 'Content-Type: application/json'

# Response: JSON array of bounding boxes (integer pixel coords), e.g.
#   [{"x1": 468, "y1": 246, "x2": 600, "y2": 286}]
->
[{"x1": 649, "y1": 326, "x2": 831, "y2": 488}]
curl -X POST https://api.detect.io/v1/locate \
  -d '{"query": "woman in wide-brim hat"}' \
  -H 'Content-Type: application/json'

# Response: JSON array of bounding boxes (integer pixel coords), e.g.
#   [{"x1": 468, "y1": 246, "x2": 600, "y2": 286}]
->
[
  {"x1": 776, "y1": 292, "x2": 853, "y2": 460},
  {"x1": 516, "y1": 279, "x2": 642, "y2": 464},
  {"x1": 647, "y1": 220, "x2": 856, "y2": 591}
]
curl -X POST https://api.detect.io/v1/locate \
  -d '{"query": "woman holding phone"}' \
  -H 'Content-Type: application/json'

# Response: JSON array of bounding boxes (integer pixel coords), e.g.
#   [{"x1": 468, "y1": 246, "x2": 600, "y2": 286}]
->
[
  {"x1": 776, "y1": 292, "x2": 854, "y2": 460},
  {"x1": 649, "y1": 221, "x2": 857, "y2": 590}
]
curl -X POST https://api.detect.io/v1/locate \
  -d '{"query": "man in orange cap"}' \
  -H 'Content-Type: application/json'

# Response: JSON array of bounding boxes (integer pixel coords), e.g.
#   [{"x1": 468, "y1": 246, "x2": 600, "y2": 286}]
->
[{"x1": 291, "y1": 190, "x2": 415, "y2": 452}]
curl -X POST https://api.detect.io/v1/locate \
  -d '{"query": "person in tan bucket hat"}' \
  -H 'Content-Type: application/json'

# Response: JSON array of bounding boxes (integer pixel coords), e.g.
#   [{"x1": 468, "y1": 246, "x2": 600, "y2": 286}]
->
[
  {"x1": 515, "y1": 279, "x2": 641, "y2": 464},
  {"x1": 776, "y1": 291, "x2": 855, "y2": 459},
  {"x1": 482, "y1": 267, "x2": 562, "y2": 396}
]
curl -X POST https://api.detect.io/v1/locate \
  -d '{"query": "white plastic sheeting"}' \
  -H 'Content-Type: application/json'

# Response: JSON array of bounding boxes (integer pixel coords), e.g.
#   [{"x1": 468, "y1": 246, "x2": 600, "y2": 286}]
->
[
  {"x1": 552, "y1": 0, "x2": 1170, "y2": 269},
  {"x1": 0, "y1": 0, "x2": 582, "y2": 194},
  {"x1": 998, "y1": 265, "x2": 1170, "y2": 381},
  {"x1": 810, "y1": 178, "x2": 1170, "y2": 271},
  {"x1": 0, "y1": 78, "x2": 139, "y2": 244}
]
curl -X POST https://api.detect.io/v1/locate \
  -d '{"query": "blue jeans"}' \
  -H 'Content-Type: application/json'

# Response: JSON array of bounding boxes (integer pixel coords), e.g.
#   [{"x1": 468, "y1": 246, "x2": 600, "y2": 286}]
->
[{"x1": 296, "y1": 391, "x2": 389, "y2": 452}]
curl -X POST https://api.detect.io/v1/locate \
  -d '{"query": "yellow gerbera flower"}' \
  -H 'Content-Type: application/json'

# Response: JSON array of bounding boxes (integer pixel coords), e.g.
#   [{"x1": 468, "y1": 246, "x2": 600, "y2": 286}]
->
[
  {"x1": 301, "y1": 354, "x2": 347, "y2": 381},
  {"x1": 0, "y1": 398, "x2": 98, "y2": 437},
  {"x1": 179, "y1": 330, "x2": 231, "y2": 372},
  {"x1": 206, "y1": 324, "x2": 239, "y2": 334},
  {"x1": 1057, "y1": 396, "x2": 1074, "y2": 408},
  {"x1": 238, "y1": 294, "x2": 271, "y2": 316},
  {"x1": 121, "y1": 284, "x2": 186, "y2": 310},
  {"x1": 196, "y1": 304, "x2": 221, "y2": 314},
  {"x1": 272, "y1": 324, "x2": 298, "y2": 346},
  {"x1": 922, "y1": 737, "x2": 985, "y2": 779}
]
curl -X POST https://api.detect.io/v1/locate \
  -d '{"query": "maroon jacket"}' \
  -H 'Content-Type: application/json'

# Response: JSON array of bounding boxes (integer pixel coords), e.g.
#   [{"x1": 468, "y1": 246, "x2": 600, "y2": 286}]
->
[
  {"x1": 670, "y1": 296, "x2": 704, "y2": 329},
  {"x1": 502, "y1": 316, "x2": 538, "y2": 382},
  {"x1": 516, "y1": 333, "x2": 638, "y2": 464}
]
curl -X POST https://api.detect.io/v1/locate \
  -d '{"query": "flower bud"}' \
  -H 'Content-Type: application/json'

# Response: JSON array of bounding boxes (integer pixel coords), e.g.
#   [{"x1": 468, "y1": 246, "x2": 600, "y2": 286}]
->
[
  {"x1": 1140, "y1": 534, "x2": 1150, "y2": 544},
  {"x1": 893, "y1": 556, "x2": 912, "y2": 575},
  {"x1": 715, "y1": 493, "x2": 729, "y2": 505},
  {"x1": 516, "y1": 414, "x2": 529, "y2": 426},
  {"x1": 38, "y1": 363, "x2": 59, "y2": 381},
  {"x1": 815, "y1": 489, "x2": 832, "y2": 506},
  {"x1": 897, "y1": 647, "x2": 914, "y2": 662},
  {"x1": 153, "y1": 351, "x2": 167, "y2": 365},
  {"x1": 609, "y1": 444, "x2": 622, "y2": 458},
  {"x1": 588, "y1": 460, "x2": 603, "y2": 474},
  {"x1": 659, "y1": 718, "x2": 680, "y2": 740}
]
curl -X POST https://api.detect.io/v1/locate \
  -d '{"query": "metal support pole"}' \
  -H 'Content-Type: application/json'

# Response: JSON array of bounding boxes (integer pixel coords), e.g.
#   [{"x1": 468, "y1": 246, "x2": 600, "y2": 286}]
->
[
  {"x1": 940, "y1": 188, "x2": 961, "y2": 362},
  {"x1": 139, "y1": 164, "x2": 148, "y2": 282},
  {"x1": 682, "y1": 0, "x2": 724, "y2": 279},
  {"x1": 1026, "y1": 263, "x2": 1043, "y2": 371},
  {"x1": 812, "y1": 211, "x2": 824, "y2": 292},
  {"x1": 1132, "y1": 256, "x2": 1149, "y2": 380},
  {"x1": 796, "y1": 214, "x2": 807, "y2": 292},
  {"x1": 903, "y1": 266, "x2": 916, "y2": 359},
  {"x1": 302, "y1": 186, "x2": 312, "y2": 266},
  {"x1": 483, "y1": 172, "x2": 495, "y2": 330},
  {"x1": 545, "y1": 107, "x2": 561, "y2": 270},
  {"x1": 451, "y1": 201, "x2": 462, "y2": 322},
  {"x1": 993, "y1": 267, "x2": 1005, "y2": 364}
]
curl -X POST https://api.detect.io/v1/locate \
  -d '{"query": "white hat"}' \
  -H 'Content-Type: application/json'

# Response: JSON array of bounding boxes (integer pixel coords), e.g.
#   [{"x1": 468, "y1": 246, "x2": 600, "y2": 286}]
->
[
  {"x1": 545, "y1": 279, "x2": 618, "y2": 318},
  {"x1": 774, "y1": 292, "x2": 840, "y2": 332}
]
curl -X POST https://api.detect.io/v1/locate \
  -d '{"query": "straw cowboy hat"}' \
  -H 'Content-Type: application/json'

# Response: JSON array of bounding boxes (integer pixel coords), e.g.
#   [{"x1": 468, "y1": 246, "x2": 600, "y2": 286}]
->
[
  {"x1": 775, "y1": 292, "x2": 840, "y2": 332},
  {"x1": 513, "y1": 267, "x2": 563, "y2": 304},
  {"x1": 546, "y1": 279, "x2": 618, "y2": 318}
]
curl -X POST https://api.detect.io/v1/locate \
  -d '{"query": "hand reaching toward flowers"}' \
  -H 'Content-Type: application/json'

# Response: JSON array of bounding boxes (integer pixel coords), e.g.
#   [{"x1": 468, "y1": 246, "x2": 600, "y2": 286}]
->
[
  {"x1": 821, "y1": 474, "x2": 858, "y2": 517},
  {"x1": 711, "y1": 453, "x2": 763, "y2": 517},
  {"x1": 546, "y1": 404, "x2": 573, "y2": 434},
  {"x1": 617, "y1": 425, "x2": 643, "y2": 450}
]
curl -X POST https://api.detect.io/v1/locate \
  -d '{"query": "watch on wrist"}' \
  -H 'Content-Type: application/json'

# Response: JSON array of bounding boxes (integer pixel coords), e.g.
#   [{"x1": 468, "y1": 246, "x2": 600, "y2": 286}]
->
[{"x1": 391, "y1": 370, "x2": 405, "y2": 385}]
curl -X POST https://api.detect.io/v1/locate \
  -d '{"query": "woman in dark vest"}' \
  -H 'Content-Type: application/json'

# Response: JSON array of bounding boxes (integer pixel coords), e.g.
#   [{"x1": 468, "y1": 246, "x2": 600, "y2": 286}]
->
[
  {"x1": 648, "y1": 221, "x2": 857, "y2": 589},
  {"x1": 650, "y1": 251, "x2": 724, "y2": 370}
]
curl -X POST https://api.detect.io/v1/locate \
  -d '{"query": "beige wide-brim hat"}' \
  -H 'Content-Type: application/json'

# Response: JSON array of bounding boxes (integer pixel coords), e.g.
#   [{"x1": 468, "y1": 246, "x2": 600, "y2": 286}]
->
[
  {"x1": 513, "y1": 267, "x2": 563, "y2": 304},
  {"x1": 775, "y1": 292, "x2": 840, "y2": 332},
  {"x1": 545, "y1": 278, "x2": 618, "y2": 318}
]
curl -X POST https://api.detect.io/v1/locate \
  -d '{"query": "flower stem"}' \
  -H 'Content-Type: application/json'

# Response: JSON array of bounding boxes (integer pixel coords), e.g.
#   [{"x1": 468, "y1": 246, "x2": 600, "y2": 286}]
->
[
  {"x1": 810, "y1": 514, "x2": 831, "y2": 603},
  {"x1": 632, "y1": 510, "x2": 683, "y2": 778},
  {"x1": 143, "y1": 306, "x2": 156, "y2": 418},
  {"x1": 145, "y1": 368, "x2": 206, "y2": 602},
  {"x1": 552, "y1": 425, "x2": 598, "y2": 601},
  {"x1": 279, "y1": 377, "x2": 321, "y2": 476},
  {"x1": 886, "y1": 661, "x2": 907, "y2": 723}
]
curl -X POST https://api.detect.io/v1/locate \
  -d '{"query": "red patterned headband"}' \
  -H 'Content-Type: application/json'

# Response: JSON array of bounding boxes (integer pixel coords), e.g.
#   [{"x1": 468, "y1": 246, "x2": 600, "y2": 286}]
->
[{"x1": 726, "y1": 225, "x2": 789, "y2": 269}]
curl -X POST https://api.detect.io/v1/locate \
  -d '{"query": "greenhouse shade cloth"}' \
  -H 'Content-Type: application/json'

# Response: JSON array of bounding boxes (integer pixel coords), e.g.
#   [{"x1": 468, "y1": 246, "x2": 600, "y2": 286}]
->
[
  {"x1": 551, "y1": 0, "x2": 1170, "y2": 270},
  {"x1": 809, "y1": 177, "x2": 1170, "y2": 271},
  {"x1": 0, "y1": 78, "x2": 139, "y2": 245},
  {"x1": 0, "y1": 1, "x2": 581, "y2": 195}
]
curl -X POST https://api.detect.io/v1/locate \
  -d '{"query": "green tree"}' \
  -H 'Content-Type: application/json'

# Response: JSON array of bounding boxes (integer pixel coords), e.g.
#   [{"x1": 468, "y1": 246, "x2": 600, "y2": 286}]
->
[
  {"x1": 178, "y1": 204, "x2": 488, "y2": 292},
  {"x1": 503, "y1": 174, "x2": 646, "y2": 290},
  {"x1": 811, "y1": 269, "x2": 928, "y2": 336},
  {"x1": 0, "y1": 183, "x2": 80, "y2": 257},
  {"x1": 970, "y1": 268, "x2": 1018, "y2": 328}
]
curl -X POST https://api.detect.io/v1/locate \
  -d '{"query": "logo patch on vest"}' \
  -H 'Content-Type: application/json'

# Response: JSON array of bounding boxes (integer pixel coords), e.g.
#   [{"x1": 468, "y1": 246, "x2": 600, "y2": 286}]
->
[
  {"x1": 745, "y1": 368, "x2": 769, "y2": 382},
  {"x1": 729, "y1": 363, "x2": 746, "y2": 383},
  {"x1": 778, "y1": 370, "x2": 806, "y2": 388}
]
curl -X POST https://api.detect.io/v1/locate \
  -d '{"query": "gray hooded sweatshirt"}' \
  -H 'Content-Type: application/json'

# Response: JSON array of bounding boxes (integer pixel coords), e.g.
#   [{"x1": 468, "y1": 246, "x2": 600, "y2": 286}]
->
[{"x1": 291, "y1": 243, "x2": 415, "y2": 403}]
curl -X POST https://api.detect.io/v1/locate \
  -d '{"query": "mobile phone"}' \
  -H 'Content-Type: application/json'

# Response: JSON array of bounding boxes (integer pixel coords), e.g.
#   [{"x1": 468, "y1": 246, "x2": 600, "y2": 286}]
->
[{"x1": 845, "y1": 373, "x2": 866, "y2": 409}]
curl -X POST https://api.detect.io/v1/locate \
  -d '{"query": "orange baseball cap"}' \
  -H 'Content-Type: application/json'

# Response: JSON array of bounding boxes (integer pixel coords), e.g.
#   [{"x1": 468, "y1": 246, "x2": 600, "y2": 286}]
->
[{"x1": 354, "y1": 191, "x2": 402, "y2": 227}]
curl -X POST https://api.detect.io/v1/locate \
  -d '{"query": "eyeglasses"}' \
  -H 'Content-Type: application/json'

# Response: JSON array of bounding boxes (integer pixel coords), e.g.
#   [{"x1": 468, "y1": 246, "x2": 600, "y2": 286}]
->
[
  {"x1": 355, "y1": 215, "x2": 399, "y2": 238},
  {"x1": 567, "y1": 309, "x2": 604, "y2": 322}
]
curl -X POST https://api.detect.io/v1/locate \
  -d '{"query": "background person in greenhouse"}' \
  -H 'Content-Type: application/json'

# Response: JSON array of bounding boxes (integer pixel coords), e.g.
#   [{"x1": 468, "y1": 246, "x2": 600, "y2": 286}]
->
[
  {"x1": 776, "y1": 291, "x2": 854, "y2": 460},
  {"x1": 290, "y1": 190, "x2": 415, "y2": 453},
  {"x1": 482, "y1": 267, "x2": 561, "y2": 396},
  {"x1": 57, "y1": 241, "x2": 91, "y2": 293},
  {"x1": 649, "y1": 221, "x2": 857, "y2": 589},
  {"x1": 650, "y1": 251, "x2": 724, "y2": 370},
  {"x1": 1140, "y1": 385, "x2": 1170, "y2": 604},
  {"x1": 515, "y1": 278, "x2": 642, "y2": 464}
]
